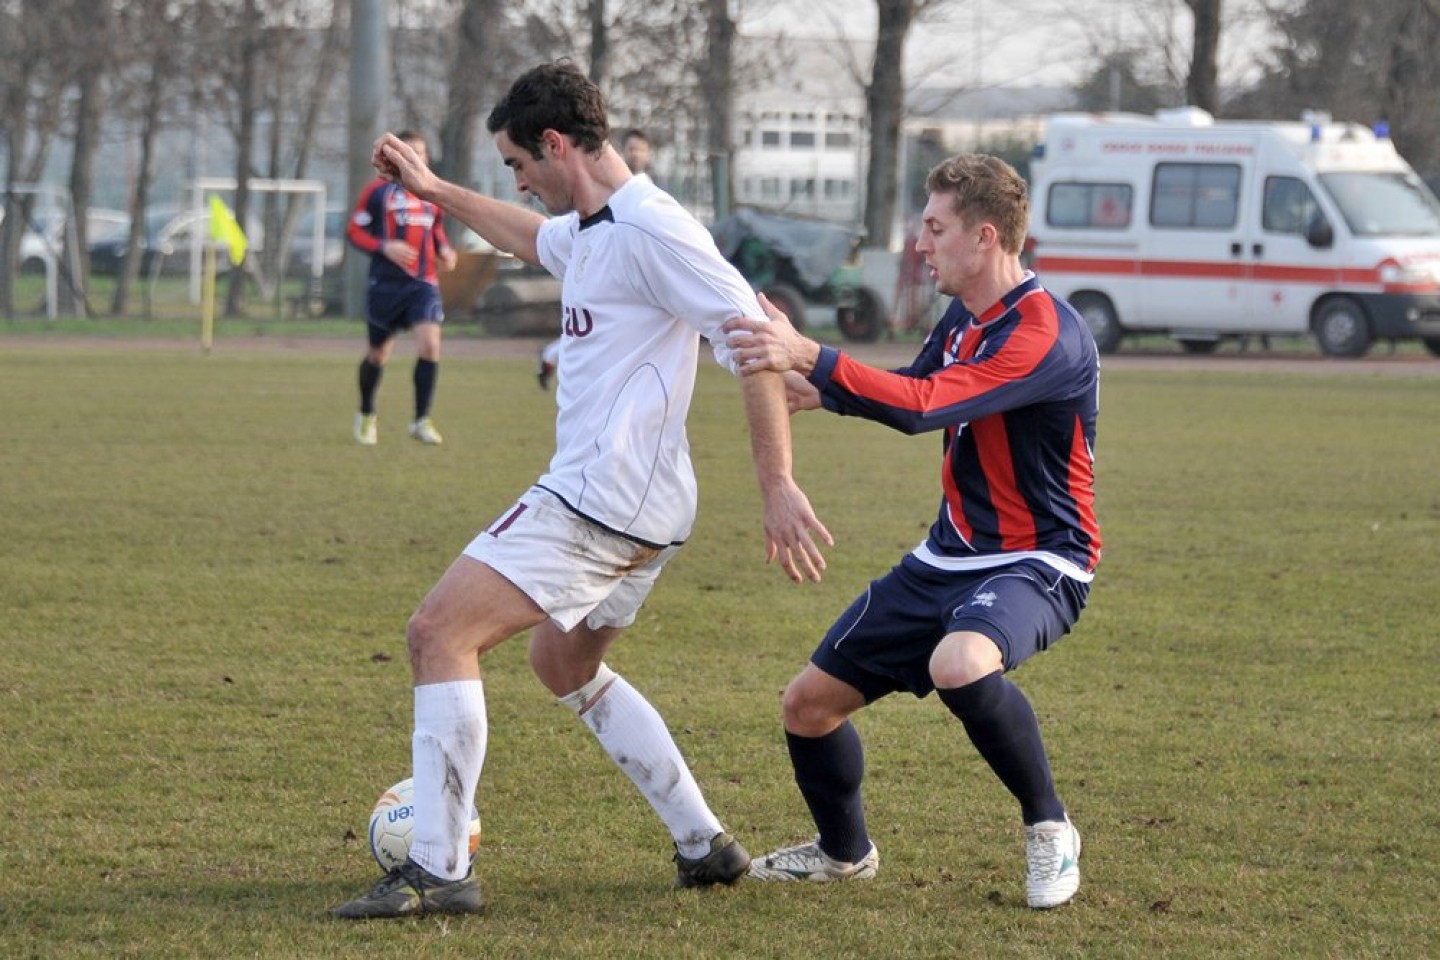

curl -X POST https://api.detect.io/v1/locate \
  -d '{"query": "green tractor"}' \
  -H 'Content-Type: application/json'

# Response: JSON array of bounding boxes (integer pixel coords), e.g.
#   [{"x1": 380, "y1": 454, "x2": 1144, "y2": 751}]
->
[{"x1": 711, "y1": 208, "x2": 889, "y2": 343}]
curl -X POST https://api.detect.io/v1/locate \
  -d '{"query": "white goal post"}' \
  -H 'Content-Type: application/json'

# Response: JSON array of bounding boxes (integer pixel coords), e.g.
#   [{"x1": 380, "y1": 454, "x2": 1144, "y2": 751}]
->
[
  {"x1": 183, "y1": 177, "x2": 328, "y2": 305},
  {"x1": 4, "y1": 182, "x2": 85, "y2": 319}
]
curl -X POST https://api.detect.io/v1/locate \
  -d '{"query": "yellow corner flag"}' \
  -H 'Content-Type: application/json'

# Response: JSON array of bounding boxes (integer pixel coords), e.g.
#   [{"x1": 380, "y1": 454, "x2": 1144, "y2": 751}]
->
[{"x1": 208, "y1": 195, "x2": 247, "y2": 265}]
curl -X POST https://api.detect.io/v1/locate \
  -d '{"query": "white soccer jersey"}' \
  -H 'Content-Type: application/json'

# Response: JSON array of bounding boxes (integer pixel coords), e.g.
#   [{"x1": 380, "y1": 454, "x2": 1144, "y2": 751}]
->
[{"x1": 534, "y1": 175, "x2": 760, "y2": 547}]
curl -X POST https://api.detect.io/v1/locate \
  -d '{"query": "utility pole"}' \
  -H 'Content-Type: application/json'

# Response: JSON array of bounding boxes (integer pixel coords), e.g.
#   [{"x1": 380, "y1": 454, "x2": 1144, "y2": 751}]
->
[{"x1": 345, "y1": 0, "x2": 389, "y2": 319}]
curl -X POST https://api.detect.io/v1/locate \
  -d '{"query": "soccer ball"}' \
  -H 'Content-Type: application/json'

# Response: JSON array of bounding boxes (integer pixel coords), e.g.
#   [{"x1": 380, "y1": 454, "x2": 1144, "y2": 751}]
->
[{"x1": 367, "y1": 777, "x2": 482, "y2": 872}]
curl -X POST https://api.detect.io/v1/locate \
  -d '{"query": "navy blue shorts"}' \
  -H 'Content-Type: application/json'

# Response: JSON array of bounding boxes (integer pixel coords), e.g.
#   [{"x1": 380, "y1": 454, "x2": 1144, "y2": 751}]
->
[
  {"x1": 365, "y1": 280, "x2": 444, "y2": 348},
  {"x1": 811, "y1": 555, "x2": 1089, "y2": 702}
]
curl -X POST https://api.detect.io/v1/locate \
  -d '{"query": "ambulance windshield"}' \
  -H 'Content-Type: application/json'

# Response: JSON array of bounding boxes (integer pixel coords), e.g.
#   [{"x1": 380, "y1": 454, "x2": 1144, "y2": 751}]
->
[{"x1": 1318, "y1": 171, "x2": 1440, "y2": 237}]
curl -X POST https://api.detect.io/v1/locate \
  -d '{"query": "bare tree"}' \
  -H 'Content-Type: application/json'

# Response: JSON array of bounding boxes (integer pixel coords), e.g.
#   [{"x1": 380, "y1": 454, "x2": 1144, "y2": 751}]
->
[
  {"x1": 240, "y1": 2, "x2": 348, "y2": 303},
  {"x1": 0, "y1": 0, "x2": 74, "y2": 315},
  {"x1": 106, "y1": 0, "x2": 199, "y2": 317},
  {"x1": 863, "y1": 0, "x2": 925, "y2": 249},
  {"x1": 1234, "y1": 0, "x2": 1440, "y2": 175},
  {"x1": 222, "y1": 0, "x2": 263, "y2": 316},
  {"x1": 61, "y1": 0, "x2": 117, "y2": 312},
  {"x1": 438, "y1": 0, "x2": 502, "y2": 185}
]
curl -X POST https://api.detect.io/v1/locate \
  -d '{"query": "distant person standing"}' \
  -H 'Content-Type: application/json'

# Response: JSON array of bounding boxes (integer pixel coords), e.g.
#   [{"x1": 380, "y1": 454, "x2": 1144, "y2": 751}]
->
[
  {"x1": 621, "y1": 128, "x2": 656, "y2": 184},
  {"x1": 538, "y1": 127, "x2": 658, "y2": 390},
  {"x1": 348, "y1": 130, "x2": 458, "y2": 445}
]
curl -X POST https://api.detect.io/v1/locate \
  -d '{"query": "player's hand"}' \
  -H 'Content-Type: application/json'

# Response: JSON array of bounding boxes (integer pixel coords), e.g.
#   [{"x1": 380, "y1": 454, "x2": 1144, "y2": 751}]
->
[
  {"x1": 439, "y1": 247, "x2": 459, "y2": 272},
  {"x1": 762, "y1": 477, "x2": 834, "y2": 584},
  {"x1": 783, "y1": 370, "x2": 821, "y2": 413},
  {"x1": 382, "y1": 239, "x2": 419, "y2": 273},
  {"x1": 372, "y1": 133, "x2": 438, "y2": 198},
  {"x1": 723, "y1": 294, "x2": 821, "y2": 376}
]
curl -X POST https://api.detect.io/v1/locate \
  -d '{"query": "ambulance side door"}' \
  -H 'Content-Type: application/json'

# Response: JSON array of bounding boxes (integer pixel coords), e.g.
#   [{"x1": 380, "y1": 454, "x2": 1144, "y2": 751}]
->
[
  {"x1": 1247, "y1": 172, "x2": 1341, "y2": 335},
  {"x1": 1140, "y1": 159, "x2": 1249, "y2": 330}
]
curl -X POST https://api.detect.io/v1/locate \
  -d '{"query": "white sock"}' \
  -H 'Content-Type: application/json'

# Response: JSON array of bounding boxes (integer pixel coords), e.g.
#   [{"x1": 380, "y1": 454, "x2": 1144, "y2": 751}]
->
[
  {"x1": 408, "y1": 680, "x2": 487, "y2": 880},
  {"x1": 560, "y1": 665, "x2": 724, "y2": 859}
]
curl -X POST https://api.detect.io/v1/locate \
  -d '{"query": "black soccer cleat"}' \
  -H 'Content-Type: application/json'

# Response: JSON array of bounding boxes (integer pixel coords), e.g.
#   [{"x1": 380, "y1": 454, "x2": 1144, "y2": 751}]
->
[
  {"x1": 673, "y1": 832, "x2": 751, "y2": 889},
  {"x1": 331, "y1": 858, "x2": 484, "y2": 919}
]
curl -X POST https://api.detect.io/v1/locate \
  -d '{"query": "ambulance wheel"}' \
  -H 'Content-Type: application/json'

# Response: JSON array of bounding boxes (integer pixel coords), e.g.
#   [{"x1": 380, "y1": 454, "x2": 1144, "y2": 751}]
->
[
  {"x1": 1313, "y1": 297, "x2": 1372, "y2": 358},
  {"x1": 761, "y1": 284, "x2": 807, "y2": 332},
  {"x1": 1422, "y1": 337, "x2": 1440, "y2": 358},
  {"x1": 1071, "y1": 293, "x2": 1123, "y2": 354}
]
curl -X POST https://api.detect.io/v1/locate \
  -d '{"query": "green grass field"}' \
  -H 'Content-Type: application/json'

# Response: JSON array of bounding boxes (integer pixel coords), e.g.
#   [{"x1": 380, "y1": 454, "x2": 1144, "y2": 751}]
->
[{"x1": 1, "y1": 337, "x2": 1437, "y2": 959}]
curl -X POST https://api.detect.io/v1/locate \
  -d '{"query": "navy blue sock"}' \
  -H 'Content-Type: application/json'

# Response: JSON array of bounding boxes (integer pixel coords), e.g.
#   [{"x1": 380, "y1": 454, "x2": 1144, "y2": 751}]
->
[
  {"x1": 938, "y1": 673, "x2": 1065, "y2": 825},
  {"x1": 358, "y1": 358, "x2": 383, "y2": 415},
  {"x1": 414, "y1": 359, "x2": 438, "y2": 419},
  {"x1": 786, "y1": 722, "x2": 872, "y2": 863}
]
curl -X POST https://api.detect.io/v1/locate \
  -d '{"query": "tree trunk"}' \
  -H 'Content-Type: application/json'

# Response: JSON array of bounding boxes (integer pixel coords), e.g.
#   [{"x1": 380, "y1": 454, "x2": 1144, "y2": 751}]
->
[
  {"x1": 64, "y1": 70, "x2": 102, "y2": 314},
  {"x1": 438, "y1": 0, "x2": 498, "y2": 185},
  {"x1": 1380, "y1": 0, "x2": 1428, "y2": 158},
  {"x1": 588, "y1": 0, "x2": 609, "y2": 87},
  {"x1": 272, "y1": 12, "x2": 346, "y2": 289},
  {"x1": 703, "y1": 0, "x2": 734, "y2": 217},
  {"x1": 1184, "y1": 0, "x2": 1222, "y2": 112},
  {"x1": 864, "y1": 0, "x2": 916, "y2": 249},
  {"x1": 111, "y1": 64, "x2": 163, "y2": 317},
  {"x1": 225, "y1": 0, "x2": 261, "y2": 316}
]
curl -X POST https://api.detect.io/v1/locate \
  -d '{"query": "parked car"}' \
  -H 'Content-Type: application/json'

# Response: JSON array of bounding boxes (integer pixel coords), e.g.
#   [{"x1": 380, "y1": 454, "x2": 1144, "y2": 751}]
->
[
  {"x1": 8, "y1": 207, "x2": 128, "y2": 276},
  {"x1": 287, "y1": 205, "x2": 345, "y2": 274},
  {"x1": 88, "y1": 208, "x2": 168, "y2": 276},
  {"x1": 90, "y1": 205, "x2": 262, "y2": 276}
]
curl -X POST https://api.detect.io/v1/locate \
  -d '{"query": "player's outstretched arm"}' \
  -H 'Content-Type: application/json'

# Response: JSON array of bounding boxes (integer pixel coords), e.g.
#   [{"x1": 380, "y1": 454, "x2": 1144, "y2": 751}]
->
[
  {"x1": 740, "y1": 369, "x2": 833, "y2": 583},
  {"x1": 373, "y1": 133, "x2": 545, "y2": 265}
]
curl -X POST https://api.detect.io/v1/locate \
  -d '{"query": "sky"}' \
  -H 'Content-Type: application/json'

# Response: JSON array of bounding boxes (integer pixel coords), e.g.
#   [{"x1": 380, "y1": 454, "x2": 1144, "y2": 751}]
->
[{"x1": 737, "y1": 0, "x2": 1281, "y2": 91}]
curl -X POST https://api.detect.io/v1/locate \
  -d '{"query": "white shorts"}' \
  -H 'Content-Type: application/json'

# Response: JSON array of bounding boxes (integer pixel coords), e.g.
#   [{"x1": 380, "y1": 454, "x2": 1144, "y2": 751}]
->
[{"x1": 462, "y1": 486, "x2": 678, "y2": 632}]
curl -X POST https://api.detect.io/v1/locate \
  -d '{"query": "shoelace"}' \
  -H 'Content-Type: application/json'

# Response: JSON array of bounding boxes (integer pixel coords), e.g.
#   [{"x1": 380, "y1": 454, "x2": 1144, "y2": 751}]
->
[
  {"x1": 767, "y1": 842, "x2": 829, "y2": 870},
  {"x1": 1026, "y1": 832, "x2": 1065, "y2": 879}
]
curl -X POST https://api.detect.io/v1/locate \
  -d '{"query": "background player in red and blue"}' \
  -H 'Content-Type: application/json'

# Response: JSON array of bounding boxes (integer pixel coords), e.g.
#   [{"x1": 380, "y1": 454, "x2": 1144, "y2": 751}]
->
[
  {"x1": 725, "y1": 153, "x2": 1101, "y2": 909},
  {"x1": 347, "y1": 129, "x2": 457, "y2": 445}
]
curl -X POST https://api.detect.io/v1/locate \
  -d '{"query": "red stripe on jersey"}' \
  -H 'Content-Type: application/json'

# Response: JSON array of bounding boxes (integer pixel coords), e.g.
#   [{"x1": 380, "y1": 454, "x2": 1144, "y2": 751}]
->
[
  {"x1": 940, "y1": 427, "x2": 973, "y2": 546},
  {"x1": 972, "y1": 415, "x2": 1037, "y2": 549},
  {"x1": 1068, "y1": 417, "x2": 1102, "y2": 570}
]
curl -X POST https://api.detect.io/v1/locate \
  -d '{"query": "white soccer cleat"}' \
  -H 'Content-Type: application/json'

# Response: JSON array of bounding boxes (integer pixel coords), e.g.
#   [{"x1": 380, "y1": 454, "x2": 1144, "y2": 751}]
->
[
  {"x1": 1025, "y1": 818, "x2": 1081, "y2": 908},
  {"x1": 747, "y1": 840, "x2": 878, "y2": 882},
  {"x1": 354, "y1": 413, "x2": 378, "y2": 446},
  {"x1": 408, "y1": 416, "x2": 443, "y2": 445}
]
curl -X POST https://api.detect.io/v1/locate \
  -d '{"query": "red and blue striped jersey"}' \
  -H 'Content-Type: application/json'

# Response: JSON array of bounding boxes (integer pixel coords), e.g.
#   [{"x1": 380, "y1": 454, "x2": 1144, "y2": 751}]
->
[
  {"x1": 809, "y1": 274, "x2": 1101, "y2": 579},
  {"x1": 347, "y1": 179, "x2": 452, "y2": 286}
]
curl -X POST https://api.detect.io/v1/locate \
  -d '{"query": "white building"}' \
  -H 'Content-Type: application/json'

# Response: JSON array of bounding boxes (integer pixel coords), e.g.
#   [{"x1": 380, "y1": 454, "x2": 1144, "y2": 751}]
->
[{"x1": 711, "y1": 36, "x2": 1075, "y2": 228}]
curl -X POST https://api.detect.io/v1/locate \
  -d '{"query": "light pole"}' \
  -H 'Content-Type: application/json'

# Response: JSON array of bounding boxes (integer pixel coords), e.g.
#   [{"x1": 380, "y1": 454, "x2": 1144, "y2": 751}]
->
[{"x1": 345, "y1": 0, "x2": 389, "y2": 319}]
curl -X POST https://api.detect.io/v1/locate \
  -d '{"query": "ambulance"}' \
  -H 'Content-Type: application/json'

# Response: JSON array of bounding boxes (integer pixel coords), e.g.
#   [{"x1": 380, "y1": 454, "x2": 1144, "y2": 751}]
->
[{"x1": 1026, "y1": 108, "x2": 1440, "y2": 357}]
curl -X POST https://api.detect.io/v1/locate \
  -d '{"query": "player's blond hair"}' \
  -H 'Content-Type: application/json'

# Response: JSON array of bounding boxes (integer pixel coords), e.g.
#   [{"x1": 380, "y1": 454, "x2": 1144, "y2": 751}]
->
[{"x1": 925, "y1": 154, "x2": 1029, "y2": 254}]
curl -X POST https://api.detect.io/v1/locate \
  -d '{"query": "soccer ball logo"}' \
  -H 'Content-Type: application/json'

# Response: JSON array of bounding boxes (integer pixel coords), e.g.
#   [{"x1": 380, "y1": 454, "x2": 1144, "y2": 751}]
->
[{"x1": 367, "y1": 777, "x2": 482, "y2": 872}]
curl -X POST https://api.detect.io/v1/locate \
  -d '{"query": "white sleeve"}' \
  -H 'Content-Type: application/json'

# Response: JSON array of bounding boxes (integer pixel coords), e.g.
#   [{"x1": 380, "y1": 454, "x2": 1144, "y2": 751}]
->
[
  {"x1": 535, "y1": 215, "x2": 576, "y2": 279},
  {"x1": 630, "y1": 216, "x2": 763, "y2": 374}
]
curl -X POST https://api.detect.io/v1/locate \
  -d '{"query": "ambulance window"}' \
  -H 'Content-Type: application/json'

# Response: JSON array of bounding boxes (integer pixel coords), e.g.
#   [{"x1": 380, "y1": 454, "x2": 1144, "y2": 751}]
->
[
  {"x1": 1047, "y1": 182, "x2": 1132, "y2": 229},
  {"x1": 1262, "y1": 177, "x2": 1318, "y2": 234},
  {"x1": 1318, "y1": 171, "x2": 1440, "y2": 237},
  {"x1": 1151, "y1": 163, "x2": 1240, "y2": 229}
]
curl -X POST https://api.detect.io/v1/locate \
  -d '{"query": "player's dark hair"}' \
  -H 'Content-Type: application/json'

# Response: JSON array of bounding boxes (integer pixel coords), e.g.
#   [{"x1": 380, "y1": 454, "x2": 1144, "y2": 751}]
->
[
  {"x1": 394, "y1": 129, "x2": 427, "y2": 150},
  {"x1": 925, "y1": 154, "x2": 1029, "y2": 254},
  {"x1": 486, "y1": 60, "x2": 610, "y2": 159},
  {"x1": 622, "y1": 128, "x2": 650, "y2": 146}
]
